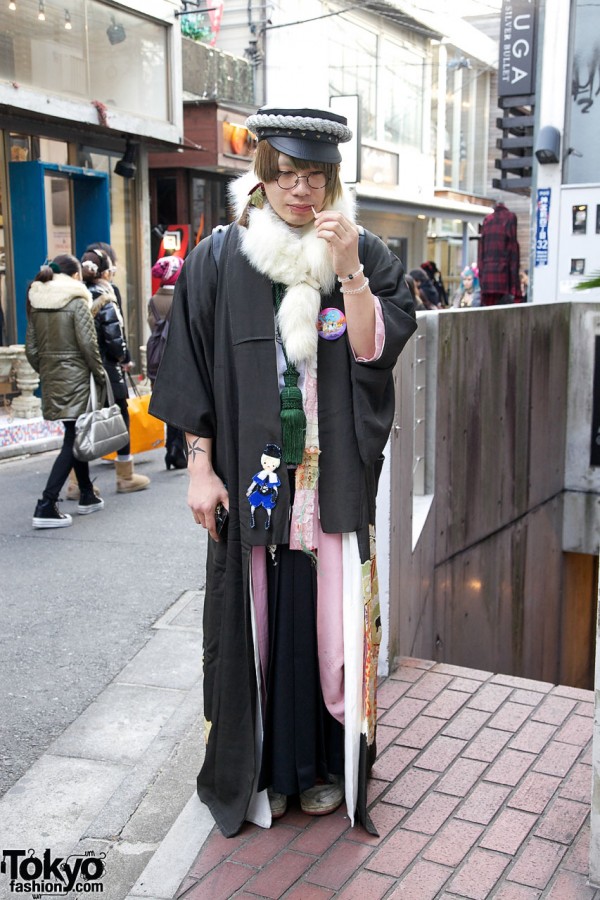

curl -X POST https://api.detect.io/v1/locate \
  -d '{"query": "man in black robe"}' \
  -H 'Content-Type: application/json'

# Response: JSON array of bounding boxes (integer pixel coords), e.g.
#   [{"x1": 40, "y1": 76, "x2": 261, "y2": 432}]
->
[{"x1": 150, "y1": 106, "x2": 417, "y2": 837}]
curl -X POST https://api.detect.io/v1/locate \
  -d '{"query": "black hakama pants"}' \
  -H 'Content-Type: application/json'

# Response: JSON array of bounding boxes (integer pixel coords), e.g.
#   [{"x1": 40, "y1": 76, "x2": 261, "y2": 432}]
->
[{"x1": 258, "y1": 541, "x2": 344, "y2": 797}]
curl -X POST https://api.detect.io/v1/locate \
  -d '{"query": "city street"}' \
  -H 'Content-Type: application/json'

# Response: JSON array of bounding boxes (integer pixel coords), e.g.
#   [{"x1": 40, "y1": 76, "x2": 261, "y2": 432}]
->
[{"x1": 0, "y1": 446, "x2": 206, "y2": 798}]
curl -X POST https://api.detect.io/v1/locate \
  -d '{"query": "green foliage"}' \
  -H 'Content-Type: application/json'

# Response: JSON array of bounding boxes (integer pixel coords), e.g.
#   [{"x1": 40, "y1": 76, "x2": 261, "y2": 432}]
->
[
  {"x1": 574, "y1": 272, "x2": 600, "y2": 291},
  {"x1": 180, "y1": 14, "x2": 211, "y2": 43}
]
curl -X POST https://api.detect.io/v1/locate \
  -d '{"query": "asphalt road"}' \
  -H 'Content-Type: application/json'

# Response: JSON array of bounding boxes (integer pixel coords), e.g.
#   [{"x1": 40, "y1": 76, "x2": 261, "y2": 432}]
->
[{"x1": 0, "y1": 448, "x2": 207, "y2": 797}]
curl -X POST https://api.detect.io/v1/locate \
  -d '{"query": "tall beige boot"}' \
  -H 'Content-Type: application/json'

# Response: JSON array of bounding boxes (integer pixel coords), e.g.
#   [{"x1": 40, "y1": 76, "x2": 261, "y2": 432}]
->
[
  {"x1": 65, "y1": 468, "x2": 100, "y2": 501},
  {"x1": 115, "y1": 459, "x2": 150, "y2": 493}
]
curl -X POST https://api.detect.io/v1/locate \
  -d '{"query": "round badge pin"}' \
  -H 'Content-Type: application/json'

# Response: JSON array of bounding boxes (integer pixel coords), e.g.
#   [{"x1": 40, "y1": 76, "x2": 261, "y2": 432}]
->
[{"x1": 318, "y1": 307, "x2": 347, "y2": 340}]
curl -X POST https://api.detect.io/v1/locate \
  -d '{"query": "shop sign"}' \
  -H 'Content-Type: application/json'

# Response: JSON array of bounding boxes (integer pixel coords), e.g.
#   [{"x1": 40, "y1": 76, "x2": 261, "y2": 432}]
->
[{"x1": 499, "y1": 0, "x2": 537, "y2": 98}]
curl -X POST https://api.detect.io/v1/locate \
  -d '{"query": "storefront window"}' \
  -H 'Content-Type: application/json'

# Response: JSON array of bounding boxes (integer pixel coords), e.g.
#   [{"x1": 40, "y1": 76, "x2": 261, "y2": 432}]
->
[
  {"x1": 428, "y1": 218, "x2": 480, "y2": 297},
  {"x1": 189, "y1": 175, "x2": 229, "y2": 243},
  {"x1": 39, "y1": 138, "x2": 69, "y2": 166},
  {"x1": 0, "y1": 1, "x2": 169, "y2": 122},
  {"x1": 329, "y1": 20, "x2": 427, "y2": 151},
  {"x1": 433, "y1": 43, "x2": 490, "y2": 197},
  {"x1": 564, "y1": 0, "x2": 600, "y2": 184},
  {"x1": 380, "y1": 38, "x2": 424, "y2": 148},
  {"x1": 88, "y1": 1, "x2": 168, "y2": 121},
  {"x1": 329, "y1": 19, "x2": 378, "y2": 141},
  {"x1": 8, "y1": 133, "x2": 33, "y2": 162},
  {"x1": 44, "y1": 174, "x2": 73, "y2": 258}
]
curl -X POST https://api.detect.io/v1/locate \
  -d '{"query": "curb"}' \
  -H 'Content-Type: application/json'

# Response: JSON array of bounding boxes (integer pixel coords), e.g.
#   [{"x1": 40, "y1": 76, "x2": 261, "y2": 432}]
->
[
  {"x1": 0, "y1": 590, "x2": 210, "y2": 900},
  {"x1": 126, "y1": 793, "x2": 214, "y2": 899}
]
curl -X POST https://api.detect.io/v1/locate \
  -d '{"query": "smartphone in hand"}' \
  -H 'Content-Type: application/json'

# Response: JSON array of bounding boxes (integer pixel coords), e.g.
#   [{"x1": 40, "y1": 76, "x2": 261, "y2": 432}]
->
[{"x1": 215, "y1": 503, "x2": 229, "y2": 540}]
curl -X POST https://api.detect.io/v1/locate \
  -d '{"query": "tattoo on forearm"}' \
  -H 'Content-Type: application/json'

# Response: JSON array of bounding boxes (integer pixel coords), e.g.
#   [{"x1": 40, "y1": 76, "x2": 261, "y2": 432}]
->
[{"x1": 186, "y1": 437, "x2": 206, "y2": 462}]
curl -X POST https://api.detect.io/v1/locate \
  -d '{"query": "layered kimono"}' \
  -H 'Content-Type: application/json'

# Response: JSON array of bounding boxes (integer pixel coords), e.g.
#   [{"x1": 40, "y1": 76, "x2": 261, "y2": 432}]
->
[{"x1": 150, "y1": 176, "x2": 417, "y2": 836}]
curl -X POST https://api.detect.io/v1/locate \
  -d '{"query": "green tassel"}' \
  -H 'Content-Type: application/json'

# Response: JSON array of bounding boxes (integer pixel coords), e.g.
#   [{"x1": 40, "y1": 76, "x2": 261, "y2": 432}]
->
[{"x1": 280, "y1": 370, "x2": 306, "y2": 465}]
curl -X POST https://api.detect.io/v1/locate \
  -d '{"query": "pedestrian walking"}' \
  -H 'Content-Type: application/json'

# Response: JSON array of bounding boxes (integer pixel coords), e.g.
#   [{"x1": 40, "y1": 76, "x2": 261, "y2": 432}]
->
[
  {"x1": 81, "y1": 247, "x2": 150, "y2": 493},
  {"x1": 26, "y1": 254, "x2": 106, "y2": 528},
  {"x1": 150, "y1": 105, "x2": 417, "y2": 837},
  {"x1": 66, "y1": 241, "x2": 123, "y2": 502},
  {"x1": 147, "y1": 255, "x2": 186, "y2": 470}
]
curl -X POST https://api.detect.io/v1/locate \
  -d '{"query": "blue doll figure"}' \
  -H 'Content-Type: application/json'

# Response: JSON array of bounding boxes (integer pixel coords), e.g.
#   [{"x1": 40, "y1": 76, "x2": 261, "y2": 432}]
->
[{"x1": 246, "y1": 443, "x2": 282, "y2": 529}]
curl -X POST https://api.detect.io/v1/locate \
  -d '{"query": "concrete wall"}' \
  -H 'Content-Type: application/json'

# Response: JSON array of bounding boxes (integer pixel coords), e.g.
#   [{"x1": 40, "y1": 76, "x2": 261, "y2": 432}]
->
[{"x1": 390, "y1": 302, "x2": 600, "y2": 685}]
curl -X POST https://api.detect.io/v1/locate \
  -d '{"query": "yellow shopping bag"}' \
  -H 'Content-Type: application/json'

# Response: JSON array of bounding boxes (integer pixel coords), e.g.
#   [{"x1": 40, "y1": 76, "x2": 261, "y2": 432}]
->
[{"x1": 103, "y1": 392, "x2": 164, "y2": 459}]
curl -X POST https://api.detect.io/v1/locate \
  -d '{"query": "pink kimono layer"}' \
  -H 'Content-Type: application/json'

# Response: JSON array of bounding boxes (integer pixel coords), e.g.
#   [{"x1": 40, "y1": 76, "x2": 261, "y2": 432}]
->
[{"x1": 250, "y1": 296, "x2": 386, "y2": 723}]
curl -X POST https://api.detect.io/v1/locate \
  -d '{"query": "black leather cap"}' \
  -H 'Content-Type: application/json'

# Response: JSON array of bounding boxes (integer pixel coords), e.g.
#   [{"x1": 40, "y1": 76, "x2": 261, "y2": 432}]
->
[{"x1": 246, "y1": 107, "x2": 352, "y2": 163}]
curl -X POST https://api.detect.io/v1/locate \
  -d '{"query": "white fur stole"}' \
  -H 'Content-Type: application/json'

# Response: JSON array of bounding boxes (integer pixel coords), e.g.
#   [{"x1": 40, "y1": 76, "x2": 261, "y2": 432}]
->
[{"x1": 228, "y1": 171, "x2": 355, "y2": 370}]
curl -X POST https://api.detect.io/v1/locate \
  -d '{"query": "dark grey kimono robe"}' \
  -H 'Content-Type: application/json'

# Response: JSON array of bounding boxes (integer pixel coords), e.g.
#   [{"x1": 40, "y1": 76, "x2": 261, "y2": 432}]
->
[{"x1": 150, "y1": 223, "x2": 417, "y2": 836}]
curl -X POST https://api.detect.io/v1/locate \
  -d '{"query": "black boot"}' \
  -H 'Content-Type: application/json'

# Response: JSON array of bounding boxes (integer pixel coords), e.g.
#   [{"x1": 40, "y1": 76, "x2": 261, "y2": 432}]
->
[
  {"x1": 166, "y1": 426, "x2": 187, "y2": 469},
  {"x1": 32, "y1": 498, "x2": 72, "y2": 529},
  {"x1": 165, "y1": 450, "x2": 187, "y2": 470}
]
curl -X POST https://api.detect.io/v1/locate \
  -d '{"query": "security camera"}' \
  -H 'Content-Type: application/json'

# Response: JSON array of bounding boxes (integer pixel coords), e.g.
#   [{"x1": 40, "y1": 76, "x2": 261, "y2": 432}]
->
[
  {"x1": 535, "y1": 126, "x2": 561, "y2": 165},
  {"x1": 114, "y1": 142, "x2": 136, "y2": 178},
  {"x1": 107, "y1": 16, "x2": 126, "y2": 45}
]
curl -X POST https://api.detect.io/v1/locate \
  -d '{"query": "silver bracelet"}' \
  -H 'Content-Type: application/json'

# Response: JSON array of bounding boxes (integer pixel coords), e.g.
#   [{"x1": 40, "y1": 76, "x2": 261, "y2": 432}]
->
[
  {"x1": 338, "y1": 264, "x2": 364, "y2": 284},
  {"x1": 340, "y1": 277, "x2": 370, "y2": 295}
]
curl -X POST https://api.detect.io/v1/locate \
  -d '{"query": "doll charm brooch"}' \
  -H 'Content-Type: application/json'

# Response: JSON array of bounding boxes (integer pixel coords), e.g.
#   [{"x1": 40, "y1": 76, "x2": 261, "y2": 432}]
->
[{"x1": 246, "y1": 443, "x2": 282, "y2": 530}]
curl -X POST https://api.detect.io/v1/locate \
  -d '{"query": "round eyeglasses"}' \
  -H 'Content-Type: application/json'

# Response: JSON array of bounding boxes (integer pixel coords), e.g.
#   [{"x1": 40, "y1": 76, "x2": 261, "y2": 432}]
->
[{"x1": 276, "y1": 171, "x2": 328, "y2": 190}]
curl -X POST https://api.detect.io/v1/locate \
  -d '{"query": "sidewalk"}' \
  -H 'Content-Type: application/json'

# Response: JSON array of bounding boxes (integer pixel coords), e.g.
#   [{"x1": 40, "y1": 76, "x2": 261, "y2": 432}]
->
[
  {"x1": 1, "y1": 609, "x2": 597, "y2": 899},
  {"x1": 167, "y1": 658, "x2": 597, "y2": 900},
  {"x1": 0, "y1": 588, "x2": 211, "y2": 900},
  {"x1": 1, "y1": 431, "x2": 597, "y2": 898}
]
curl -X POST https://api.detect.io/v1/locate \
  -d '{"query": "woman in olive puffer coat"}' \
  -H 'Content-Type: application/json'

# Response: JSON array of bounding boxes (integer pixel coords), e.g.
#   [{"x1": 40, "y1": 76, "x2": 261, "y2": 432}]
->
[{"x1": 26, "y1": 254, "x2": 106, "y2": 528}]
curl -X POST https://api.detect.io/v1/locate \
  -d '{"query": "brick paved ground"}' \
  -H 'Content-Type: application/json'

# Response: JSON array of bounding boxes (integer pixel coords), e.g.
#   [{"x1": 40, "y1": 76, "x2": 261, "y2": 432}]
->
[{"x1": 175, "y1": 658, "x2": 599, "y2": 899}]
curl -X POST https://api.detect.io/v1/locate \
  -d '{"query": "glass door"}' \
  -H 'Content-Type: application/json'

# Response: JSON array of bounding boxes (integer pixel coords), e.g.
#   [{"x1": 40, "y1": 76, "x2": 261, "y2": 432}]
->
[{"x1": 44, "y1": 173, "x2": 73, "y2": 258}]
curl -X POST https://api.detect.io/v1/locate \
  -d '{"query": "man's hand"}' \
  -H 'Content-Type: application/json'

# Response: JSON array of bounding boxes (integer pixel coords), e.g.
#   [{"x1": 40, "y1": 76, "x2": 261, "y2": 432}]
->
[
  {"x1": 185, "y1": 434, "x2": 229, "y2": 541},
  {"x1": 313, "y1": 209, "x2": 360, "y2": 281}
]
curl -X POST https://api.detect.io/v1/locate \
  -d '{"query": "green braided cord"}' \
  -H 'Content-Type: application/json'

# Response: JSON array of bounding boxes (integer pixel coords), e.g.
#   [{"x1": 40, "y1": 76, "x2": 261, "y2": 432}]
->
[{"x1": 274, "y1": 284, "x2": 306, "y2": 465}]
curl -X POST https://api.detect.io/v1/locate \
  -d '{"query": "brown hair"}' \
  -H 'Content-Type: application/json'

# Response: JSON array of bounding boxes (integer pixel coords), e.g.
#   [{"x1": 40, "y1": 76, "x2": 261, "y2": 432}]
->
[
  {"x1": 33, "y1": 254, "x2": 81, "y2": 283},
  {"x1": 29, "y1": 254, "x2": 82, "y2": 317},
  {"x1": 86, "y1": 241, "x2": 117, "y2": 264},
  {"x1": 81, "y1": 247, "x2": 111, "y2": 285},
  {"x1": 252, "y1": 140, "x2": 343, "y2": 205}
]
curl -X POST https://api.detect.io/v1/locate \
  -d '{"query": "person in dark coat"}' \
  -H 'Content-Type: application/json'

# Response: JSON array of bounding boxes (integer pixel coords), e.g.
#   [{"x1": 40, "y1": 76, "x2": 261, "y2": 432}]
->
[
  {"x1": 147, "y1": 255, "x2": 186, "y2": 470},
  {"x1": 81, "y1": 248, "x2": 150, "y2": 493},
  {"x1": 150, "y1": 106, "x2": 417, "y2": 838},
  {"x1": 26, "y1": 254, "x2": 106, "y2": 527},
  {"x1": 409, "y1": 267, "x2": 440, "y2": 309},
  {"x1": 421, "y1": 260, "x2": 449, "y2": 307},
  {"x1": 405, "y1": 274, "x2": 425, "y2": 310},
  {"x1": 477, "y1": 202, "x2": 522, "y2": 305}
]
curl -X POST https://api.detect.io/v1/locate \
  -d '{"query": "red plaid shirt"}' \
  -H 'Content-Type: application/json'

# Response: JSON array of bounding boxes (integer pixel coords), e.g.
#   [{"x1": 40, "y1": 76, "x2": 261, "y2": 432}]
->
[{"x1": 478, "y1": 204, "x2": 521, "y2": 298}]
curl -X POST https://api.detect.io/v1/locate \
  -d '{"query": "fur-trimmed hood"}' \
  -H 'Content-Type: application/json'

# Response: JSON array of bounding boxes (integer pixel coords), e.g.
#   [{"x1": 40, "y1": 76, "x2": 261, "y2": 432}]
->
[
  {"x1": 90, "y1": 282, "x2": 121, "y2": 320},
  {"x1": 227, "y1": 170, "x2": 356, "y2": 369},
  {"x1": 28, "y1": 274, "x2": 92, "y2": 310}
]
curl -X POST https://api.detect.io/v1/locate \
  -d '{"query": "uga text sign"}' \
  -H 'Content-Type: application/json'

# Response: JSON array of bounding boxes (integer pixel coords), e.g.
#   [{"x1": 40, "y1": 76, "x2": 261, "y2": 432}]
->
[{"x1": 499, "y1": 0, "x2": 537, "y2": 98}]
